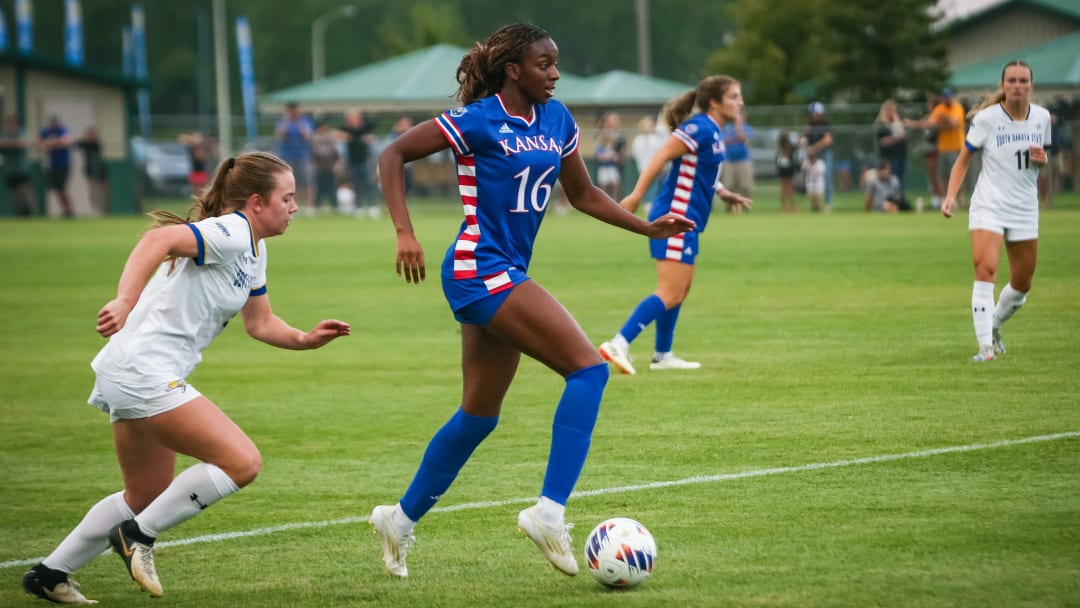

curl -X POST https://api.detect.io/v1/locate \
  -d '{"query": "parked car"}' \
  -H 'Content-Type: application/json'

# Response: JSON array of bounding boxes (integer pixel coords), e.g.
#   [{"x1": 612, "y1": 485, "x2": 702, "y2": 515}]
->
[
  {"x1": 131, "y1": 137, "x2": 191, "y2": 198},
  {"x1": 748, "y1": 127, "x2": 783, "y2": 180}
]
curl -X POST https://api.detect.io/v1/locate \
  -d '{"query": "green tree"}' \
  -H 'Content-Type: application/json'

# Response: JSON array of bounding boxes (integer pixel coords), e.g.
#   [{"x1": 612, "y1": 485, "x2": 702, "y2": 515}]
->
[
  {"x1": 706, "y1": 0, "x2": 948, "y2": 105},
  {"x1": 704, "y1": 0, "x2": 831, "y2": 105},
  {"x1": 820, "y1": 0, "x2": 949, "y2": 102}
]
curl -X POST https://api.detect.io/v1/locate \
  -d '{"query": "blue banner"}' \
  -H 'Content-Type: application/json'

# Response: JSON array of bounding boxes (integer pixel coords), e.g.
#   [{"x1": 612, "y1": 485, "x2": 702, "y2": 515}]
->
[
  {"x1": 236, "y1": 16, "x2": 258, "y2": 147},
  {"x1": 65, "y1": 0, "x2": 83, "y2": 65},
  {"x1": 132, "y1": 4, "x2": 150, "y2": 137},
  {"x1": 122, "y1": 26, "x2": 133, "y2": 76},
  {"x1": 0, "y1": 8, "x2": 8, "y2": 52},
  {"x1": 16, "y1": 0, "x2": 31, "y2": 54}
]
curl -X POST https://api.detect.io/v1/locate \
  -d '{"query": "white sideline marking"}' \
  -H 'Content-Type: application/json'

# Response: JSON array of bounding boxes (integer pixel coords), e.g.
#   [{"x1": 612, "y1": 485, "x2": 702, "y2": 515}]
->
[{"x1": 3, "y1": 430, "x2": 1077, "y2": 570}]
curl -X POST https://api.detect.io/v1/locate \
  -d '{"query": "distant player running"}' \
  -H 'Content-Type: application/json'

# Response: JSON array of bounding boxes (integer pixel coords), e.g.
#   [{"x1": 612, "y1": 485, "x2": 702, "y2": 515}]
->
[
  {"x1": 368, "y1": 22, "x2": 693, "y2": 578},
  {"x1": 22, "y1": 152, "x2": 350, "y2": 604},
  {"x1": 599, "y1": 75, "x2": 751, "y2": 375},
  {"x1": 941, "y1": 60, "x2": 1051, "y2": 362}
]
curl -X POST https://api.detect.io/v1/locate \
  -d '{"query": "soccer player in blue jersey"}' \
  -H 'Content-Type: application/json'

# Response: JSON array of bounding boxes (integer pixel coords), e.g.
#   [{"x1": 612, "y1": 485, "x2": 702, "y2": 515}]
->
[
  {"x1": 368, "y1": 23, "x2": 694, "y2": 578},
  {"x1": 599, "y1": 76, "x2": 752, "y2": 375},
  {"x1": 941, "y1": 60, "x2": 1050, "y2": 362},
  {"x1": 21, "y1": 152, "x2": 351, "y2": 604}
]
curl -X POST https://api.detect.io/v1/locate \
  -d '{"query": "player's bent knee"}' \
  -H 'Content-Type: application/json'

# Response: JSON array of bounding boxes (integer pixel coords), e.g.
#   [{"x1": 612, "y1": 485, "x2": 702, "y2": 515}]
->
[{"x1": 223, "y1": 449, "x2": 262, "y2": 488}]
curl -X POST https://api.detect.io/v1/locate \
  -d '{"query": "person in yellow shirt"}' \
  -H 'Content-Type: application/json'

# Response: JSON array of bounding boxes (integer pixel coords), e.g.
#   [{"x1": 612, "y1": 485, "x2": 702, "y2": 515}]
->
[{"x1": 931, "y1": 89, "x2": 967, "y2": 206}]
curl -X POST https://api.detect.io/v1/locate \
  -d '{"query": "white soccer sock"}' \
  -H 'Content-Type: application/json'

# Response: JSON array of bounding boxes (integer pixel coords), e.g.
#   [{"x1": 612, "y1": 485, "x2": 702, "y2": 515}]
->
[
  {"x1": 536, "y1": 495, "x2": 566, "y2": 526},
  {"x1": 611, "y1": 334, "x2": 629, "y2": 351},
  {"x1": 134, "y1": 463, "x2": 239, "y2": 538},
  {"x1": 43, "y1": 491, "x2": 134, "y2": 574},
  {"x1": 392, "y1": 503, "x2": 416, "y2": 536},
  {"x1": 993, "y1": 283, "x2": 1028, "y2": 328},
  {"x1": 972, "y1": 281, "x2": 995, "y2": 348}
]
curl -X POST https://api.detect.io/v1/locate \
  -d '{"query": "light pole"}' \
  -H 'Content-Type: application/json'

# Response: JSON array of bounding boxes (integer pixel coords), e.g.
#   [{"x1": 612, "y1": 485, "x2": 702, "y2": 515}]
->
[{"x1": 312, "y1": 5, "x2": 358, "y2": 82}]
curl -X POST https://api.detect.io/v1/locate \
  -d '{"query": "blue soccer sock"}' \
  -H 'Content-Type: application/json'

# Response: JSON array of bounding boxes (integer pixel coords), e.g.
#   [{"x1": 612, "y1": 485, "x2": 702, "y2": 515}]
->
[
  {"x1": 617, "y1": 294, "x2": 666, "y2": 344},
  {"x1": 654, "y1": 303, "x2": 682, "y2": 353},
  {"x1": 400, "y1": 408, "x2": 498, "y2": 522},
  {"x1": 541, "y1": 363, "x2": 609, "y2": 505}
]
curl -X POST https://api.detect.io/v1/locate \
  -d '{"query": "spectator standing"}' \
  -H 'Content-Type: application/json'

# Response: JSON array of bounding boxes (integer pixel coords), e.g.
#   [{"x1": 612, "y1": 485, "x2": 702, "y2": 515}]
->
[
  {"x1": 338, "y1": 109, "x2": 378, "y2": 217},
  {"x1": 630, "y1": 114, "x2": 668, "y2": 211},
  {"x1": 381, "y1": 116, "x2": 415, "y2": 196},
  {"x1": 930, "y1": 89, "x2": 966, "y2": 207},
  {"x1": 0, "y1": 114, "x2": 35, "y2": 216},
  {"x1": 594, "y1": 111, "x2": 625, "y2": 199},
  {"x1": 275, "y1": 102, "x2": 314, "y2": 212},
  {"x1": 875, "y1": 99, "x2": 908, "y2": 195},
  {"x1": 720, "y1": 110, "x2": 753, "y2": 199},
  {"x1": 801, "y1": 101, "x2": 834, "y2": 211},
  {"x1": 776, "y1": 131, "x2": 798, "y2": 213},
  {"x1": 310, "y1": 120, "x2": 340, "y2": 212},
  {"x1": 803, "y1": 151, "x2": 827, "y2": 212},
  {"x1": 178, "y1": 132, "x2": 211, "y2": 194},
  {"x1": 76, "y1": 126, "x2": 109, "y2": 214},
  {"x1": 39, "y1": 115, "x2": 74, "y2": 218}
]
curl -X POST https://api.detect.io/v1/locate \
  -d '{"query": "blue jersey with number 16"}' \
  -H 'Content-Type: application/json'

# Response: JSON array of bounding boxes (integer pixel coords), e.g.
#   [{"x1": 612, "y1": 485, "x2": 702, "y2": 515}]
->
[{"x1": 434, "y1": 94, "x2": 580, "y2": 292}]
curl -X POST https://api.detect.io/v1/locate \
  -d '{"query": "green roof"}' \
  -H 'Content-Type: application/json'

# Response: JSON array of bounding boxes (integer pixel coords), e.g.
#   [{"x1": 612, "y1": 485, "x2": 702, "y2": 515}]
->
[
  {"x1": 555, "y1": 69, "x2": 690, "y2": 106},
  {"x1": 262, "y1": 45, "x2": 690, "y2": 111},
  {"x1": 0, "y1": 51, "x2": 144, "y2": 88},
  {"x1": 949, "y1": 30, "x2": 1080, "y2": 87}
]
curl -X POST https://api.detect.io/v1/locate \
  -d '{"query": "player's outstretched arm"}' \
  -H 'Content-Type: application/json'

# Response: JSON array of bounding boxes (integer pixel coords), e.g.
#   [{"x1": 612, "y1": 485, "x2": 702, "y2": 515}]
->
[
  {"x1": 241, "y1": 295, "x2": 350, "y2": 349},
  {"x1": 559, "y1": 149, "x2": 694, "y2": 238}
]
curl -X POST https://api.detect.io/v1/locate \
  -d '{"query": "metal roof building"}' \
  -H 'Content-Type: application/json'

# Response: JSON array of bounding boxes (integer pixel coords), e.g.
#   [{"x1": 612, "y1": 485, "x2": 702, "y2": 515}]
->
[{"x1": 259, "y1": 44, "x2": 690, "y2": 115}]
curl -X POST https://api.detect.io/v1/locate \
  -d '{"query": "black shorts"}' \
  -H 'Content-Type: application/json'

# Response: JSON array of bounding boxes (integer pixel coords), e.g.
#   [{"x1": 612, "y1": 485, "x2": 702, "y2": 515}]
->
[
  {"x1": 46, "y1": 167, "x2": 70, "y2": 191},
  {"x1": 5, "y1": 169, "x2": 29, "y2": 188}
]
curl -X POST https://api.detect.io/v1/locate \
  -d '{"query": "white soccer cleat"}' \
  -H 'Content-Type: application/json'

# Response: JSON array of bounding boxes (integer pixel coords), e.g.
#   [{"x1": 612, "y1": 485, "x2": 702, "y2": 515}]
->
[
  {"x1": 108, "y1": 522, "x2": 163, "y2": 598},
  {"x1": 970, "y1": 344, "x2": 996, "y2": 362},
  {"x1": 369, "y1": 505, "x2": 414, "y2": 577},
  {"x1": 649, "y1": 353, "x2": 701, "y2": 370},
  {"x1": 23, "y1": 569, "x2": 98, "y2": 605},
  {"x1": 517, "y1": 505, "x2": 578, "y2": 576},
  {"x1": 992, "y1": 327, "x2": 1006, "y2": 356},
  {"x1": 599, "y1": 341, "x2": 636, "y2": 375}
]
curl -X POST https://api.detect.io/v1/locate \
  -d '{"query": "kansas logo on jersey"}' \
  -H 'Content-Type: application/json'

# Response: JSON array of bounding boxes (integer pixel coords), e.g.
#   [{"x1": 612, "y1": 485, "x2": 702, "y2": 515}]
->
[
  {"x1": 498, "y1": 134, "x2": 564, "y2": 157},
  {"x1": 450, "y1": 106, "x2": 467, "y2": 117}
]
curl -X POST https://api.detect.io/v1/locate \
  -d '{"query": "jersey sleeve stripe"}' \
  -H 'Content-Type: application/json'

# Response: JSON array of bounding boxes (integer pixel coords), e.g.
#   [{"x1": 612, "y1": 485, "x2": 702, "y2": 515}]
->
[
  {"x1": 562, "y1": 126, "x2": 580, "y2": 158},
  {"x1": 436, "y1": 115, "x2": 469, "y2": 156},
  {"x1": 674, "y1": 129, "x2": 698, "y2": 152},
  {"x1": 964, "y1": 140, "x2": 978, "y2": 152},
  {"x1": 186, "y1": 224, "x2": 206, "y2": 266},
  {"x1": 249, "y1": 285, "x2": 267, "y2": 297}
]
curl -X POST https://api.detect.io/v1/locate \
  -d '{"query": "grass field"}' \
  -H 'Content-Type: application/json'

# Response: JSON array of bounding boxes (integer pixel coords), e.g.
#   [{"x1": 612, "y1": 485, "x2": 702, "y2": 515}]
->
[{"x1": 2, "y1": 189, "x2": 1079, "y2": 607}]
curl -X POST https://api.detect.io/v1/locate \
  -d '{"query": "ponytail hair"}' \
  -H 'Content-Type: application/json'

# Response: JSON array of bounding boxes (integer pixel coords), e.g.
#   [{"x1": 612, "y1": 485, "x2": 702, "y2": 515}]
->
[
  {"x1": 147, "y1": 151, "x2": 291, "y2": 270},
  {"x1": 456, "y1": 23, "x2": 550, "y2": 105},
  {"x1": 966, "y1": 59, "x2": 1032, "y2": 119},
  {"x1": 662, "y1": 75, "x2": 738, "y2": 130}
]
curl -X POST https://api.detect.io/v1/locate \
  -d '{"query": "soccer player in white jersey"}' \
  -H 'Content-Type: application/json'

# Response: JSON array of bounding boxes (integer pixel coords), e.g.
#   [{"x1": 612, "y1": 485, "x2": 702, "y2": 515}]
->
[
  {"x1": 599, "y1": 75, "x2": 752, "y2": 375},
  {"x1": 941, "y1": 60, "x2": 1051, "y2": 362},
  {"x1": 22, "y1": 152, "x2": 350, "y2": 604},
  {"x1": 369, "y1": 23, "x2": 694, "y2": 579}
]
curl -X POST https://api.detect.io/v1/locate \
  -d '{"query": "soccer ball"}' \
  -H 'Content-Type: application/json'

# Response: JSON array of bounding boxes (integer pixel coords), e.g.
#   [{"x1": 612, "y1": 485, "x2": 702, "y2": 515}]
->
[{"x1": 583, "y1": 517, "x2": 657, "y2": 589}]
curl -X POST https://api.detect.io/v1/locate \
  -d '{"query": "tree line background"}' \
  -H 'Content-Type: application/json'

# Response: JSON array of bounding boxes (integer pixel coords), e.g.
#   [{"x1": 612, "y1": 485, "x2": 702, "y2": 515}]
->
[{"x1": 20, "y1": 0, "x2": 948, "y2": 114}]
